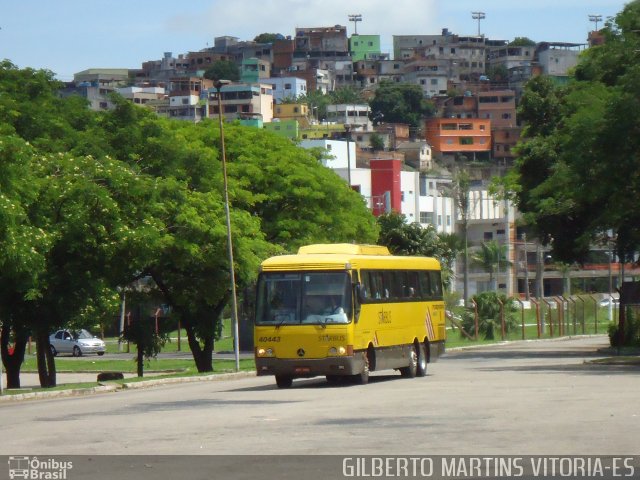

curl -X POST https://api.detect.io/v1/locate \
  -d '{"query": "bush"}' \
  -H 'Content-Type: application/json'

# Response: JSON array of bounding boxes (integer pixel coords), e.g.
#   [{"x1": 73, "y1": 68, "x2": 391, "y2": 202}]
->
[
  {"x1": 608, "y1": 308, "x2": 640, "y2": 347},
  {"x1": 461, "y1": 291, "x2": 518, "y2": 340}
]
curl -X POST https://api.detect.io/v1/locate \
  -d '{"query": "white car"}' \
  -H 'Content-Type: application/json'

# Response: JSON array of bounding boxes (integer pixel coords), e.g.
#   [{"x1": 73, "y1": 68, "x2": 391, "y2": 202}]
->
[
  {"x1": 49, "y1": 329, "x2": 106, "y2": 357},
  {"x1": 599, "y1": 298, "x2": 620, "y2": 308}
]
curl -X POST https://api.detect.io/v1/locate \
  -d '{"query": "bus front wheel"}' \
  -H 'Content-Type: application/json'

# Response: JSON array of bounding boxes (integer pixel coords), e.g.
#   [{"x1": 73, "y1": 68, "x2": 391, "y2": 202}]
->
[
  {"x1": 275, "y1": 375, "x2": 293, "y2": 389},
  {"x1": 353, "y1": 352, "x2": 370, "y2": 385}
]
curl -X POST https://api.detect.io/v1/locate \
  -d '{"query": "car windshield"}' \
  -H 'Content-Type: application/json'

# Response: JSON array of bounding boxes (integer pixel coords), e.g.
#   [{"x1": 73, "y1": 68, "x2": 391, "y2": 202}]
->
[
  {"x1": 255, "y1": 271, "x2": 352, "y2": 325},
  {"x1": 74, "y1": 329, "x2": 93, "y2": 340}
]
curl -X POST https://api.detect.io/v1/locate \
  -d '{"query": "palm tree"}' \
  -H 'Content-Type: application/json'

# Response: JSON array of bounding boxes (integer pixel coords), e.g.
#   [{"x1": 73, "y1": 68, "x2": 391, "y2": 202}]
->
[{"x1": 471, "y1": 240, "x2": 512, "y2": 291}]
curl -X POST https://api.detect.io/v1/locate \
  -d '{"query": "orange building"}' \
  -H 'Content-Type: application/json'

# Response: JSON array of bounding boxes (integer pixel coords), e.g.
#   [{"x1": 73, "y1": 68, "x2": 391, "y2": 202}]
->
[{"x1": 424, "y1": 118, "x2": 492, "y2": 156}]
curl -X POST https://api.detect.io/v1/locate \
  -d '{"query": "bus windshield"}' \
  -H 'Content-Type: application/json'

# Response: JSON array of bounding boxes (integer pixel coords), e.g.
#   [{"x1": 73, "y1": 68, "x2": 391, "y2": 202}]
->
[{"x1": 255, "y1": 271, "x2": 352, "y2": 325}]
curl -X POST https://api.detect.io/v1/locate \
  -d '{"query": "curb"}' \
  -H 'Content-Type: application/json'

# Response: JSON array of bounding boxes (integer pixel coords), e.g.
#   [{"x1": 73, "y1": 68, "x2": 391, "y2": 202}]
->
[
  {"x1": 0, "y1": 371, "x2": 256, "y2": 403},
  {"x1": 445, "y1": 334, "x2": 608, "y2": 352}
]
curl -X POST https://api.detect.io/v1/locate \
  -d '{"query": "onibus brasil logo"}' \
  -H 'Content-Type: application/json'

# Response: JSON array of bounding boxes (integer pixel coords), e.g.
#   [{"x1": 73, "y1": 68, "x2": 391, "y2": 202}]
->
[{"x1": 8, "y1": 456, "x2": 73, "y2": 479}]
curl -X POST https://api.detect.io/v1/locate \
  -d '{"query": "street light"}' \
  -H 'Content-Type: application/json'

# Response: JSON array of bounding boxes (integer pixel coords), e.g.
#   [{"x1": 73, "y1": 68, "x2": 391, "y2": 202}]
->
[
  {"x1": 344, "y1": 123, "x2": 352, "y2": 187},
  {"x1": 348, "y1": 14, "x2": 362, "y2": 35},
  {"x1": 215, "y1": 79, "x2": 240, "y2": 372},
  {"x1": 589, "y1": 14, "x2": 603, "y2": 31},
  {"x1": 471, "y1": 11, "x2": 486, "y2": 37}
]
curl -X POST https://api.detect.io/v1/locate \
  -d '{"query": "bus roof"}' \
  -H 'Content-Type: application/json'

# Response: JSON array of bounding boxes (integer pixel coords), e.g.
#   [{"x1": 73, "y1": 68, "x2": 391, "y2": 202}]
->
[
  {"x1": 297, "y1": 244, "x2": 390, "y2": 256},
  {"x1": 261, "y1": 244, "x2": 441, "y2": 271}
]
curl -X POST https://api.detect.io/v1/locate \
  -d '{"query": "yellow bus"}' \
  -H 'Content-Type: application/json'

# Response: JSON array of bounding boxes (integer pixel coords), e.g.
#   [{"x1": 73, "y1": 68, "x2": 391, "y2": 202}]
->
[{"x1": 254, "y1": 244, "x2": 446, "y2": 388}]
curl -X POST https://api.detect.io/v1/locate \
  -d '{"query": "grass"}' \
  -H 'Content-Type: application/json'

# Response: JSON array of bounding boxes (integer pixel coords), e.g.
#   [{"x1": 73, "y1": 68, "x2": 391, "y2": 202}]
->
[
  {"x1": 20, "y1": 356, "x2": 255, "y2": 374},
  {"x1": 105, "y1": 322, "x2": 236, "y2": 354},
  {"x1": 445, "y1": 303, "x2": 616, "y2": 348}
]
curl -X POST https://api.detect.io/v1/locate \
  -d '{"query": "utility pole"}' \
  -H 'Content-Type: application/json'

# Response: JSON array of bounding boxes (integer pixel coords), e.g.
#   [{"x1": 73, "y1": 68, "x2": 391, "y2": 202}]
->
[{"x1": 471, "y1": 11, "x2": 486, "y2": 37}]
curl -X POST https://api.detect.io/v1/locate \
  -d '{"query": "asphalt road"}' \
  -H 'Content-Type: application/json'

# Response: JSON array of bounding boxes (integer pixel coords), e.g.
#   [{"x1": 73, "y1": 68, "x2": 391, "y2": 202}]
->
[{"x1": 2, "y1": 335, "x2": 638, "y2": 457}]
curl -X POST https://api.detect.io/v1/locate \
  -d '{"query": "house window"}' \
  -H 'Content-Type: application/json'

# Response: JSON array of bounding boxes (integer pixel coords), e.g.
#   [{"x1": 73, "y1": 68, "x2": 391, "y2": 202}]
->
[
  {"x1": 419, "y1": 176, "x2": 427, "y2": 196},
  {"x1": 484, "y1": 232, "x2": 493, "y2": 240},
  {"x1": 446, "y1": 215, "x2": 451, "y2": 226},
  {"x1": 419, "y1": 211, "x2": 433, "y2": 224},
  {"x1": 459, "y1": 137, "x2": 474, "y2": 145},
  {"x1": 438, "y1": 215, "x2": 442, "y2": 226}
]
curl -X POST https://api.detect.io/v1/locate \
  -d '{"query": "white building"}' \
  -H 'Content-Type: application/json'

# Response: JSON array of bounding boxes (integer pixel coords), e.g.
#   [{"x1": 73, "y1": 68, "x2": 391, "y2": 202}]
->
[{"x1": 265, "y1": 77, "x2": 307, "y2": 104}]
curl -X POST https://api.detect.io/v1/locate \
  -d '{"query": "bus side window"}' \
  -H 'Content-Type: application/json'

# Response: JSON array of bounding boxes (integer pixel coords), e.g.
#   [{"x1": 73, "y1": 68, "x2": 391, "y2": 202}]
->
[
  {"x1": 368, "y1": 271, "x2": 384, "y2": 300},
  {"x1": 429, "y1": 270, "x2": 443, "y2": 299},
  {"x1": 419, "y1": 271, "x2": 431, "y2": 300},
  {"x1": 406, "y1": 271, "x2": 420, "y2": 299}
]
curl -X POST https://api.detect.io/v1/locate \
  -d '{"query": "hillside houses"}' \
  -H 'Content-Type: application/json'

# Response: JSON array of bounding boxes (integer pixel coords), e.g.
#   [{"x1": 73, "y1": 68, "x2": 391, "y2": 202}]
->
[{"x1": 60, "y1": 23, "x2": 619, "y2": 300}]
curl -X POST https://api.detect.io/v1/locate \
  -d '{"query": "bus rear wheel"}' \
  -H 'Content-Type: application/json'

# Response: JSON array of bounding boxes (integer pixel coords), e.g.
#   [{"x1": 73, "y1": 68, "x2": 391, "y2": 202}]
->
[
  {"x1": 400, "y1": 345, "x2": 418, "y2": 378},
  {"x1": 275, "y1": 375, "x2": 293, "y2": 389}
]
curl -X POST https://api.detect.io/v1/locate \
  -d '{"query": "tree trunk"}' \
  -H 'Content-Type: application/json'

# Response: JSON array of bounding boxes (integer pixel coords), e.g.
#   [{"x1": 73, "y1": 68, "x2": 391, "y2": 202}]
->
[
  {"x1": 137, "y1": 344, "x2": 144, "y2": 377},
  {"x1": 184, "y1": 320, "x2": 214, "y2": 372},
  {"x1": 1, "y1": 324, "x2": 29, "y2": 389},
  {"x1": 35, "y1": 328, "x2": 56, "y2": 388}
]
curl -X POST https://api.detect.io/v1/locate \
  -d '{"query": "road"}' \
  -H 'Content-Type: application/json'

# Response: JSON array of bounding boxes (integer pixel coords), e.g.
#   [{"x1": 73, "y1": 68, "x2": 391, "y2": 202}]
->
[{"x1": 1, "y1": 336, "x2": 638, "y2": 457}]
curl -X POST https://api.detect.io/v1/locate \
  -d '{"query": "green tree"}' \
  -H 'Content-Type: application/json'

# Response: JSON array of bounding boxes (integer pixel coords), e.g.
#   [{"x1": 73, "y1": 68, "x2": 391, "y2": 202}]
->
[
  {"x1": 461, "y1": 292, "x2": 518, "y2": 340},
  {"x1": 297, "y1": 89, "x2": 331, "y2": 121},
  {"x1": 253, "y1": 33, "x2": 282, "y2": 44},
  {"x1": 376, "y1": 212, "x2": 455, "y2": 286},
  {"x1": 509, "y1": 37, "x2": 536, "y2": 46},
  {"x1": 369, "y1": 81, "x2": 435, "y2": 128},
  {"x1": 85, "y1": 99, "x2": 379, "y2": 370},
  {"x1": 329, "y1": 86, "x2": 365, "y2": 105},
  {"x1": 471, "y1": 240, "x2": 512, "y2": 291},
  {"x1": 204, "y1": 60, "x2": 240, "y2": 82},
  {"x1": 369, "y1": 132, "x2": 385, "y2": 151},
  {"x1": 511, "y1": 2, "x2": 640, "y2": 344}
]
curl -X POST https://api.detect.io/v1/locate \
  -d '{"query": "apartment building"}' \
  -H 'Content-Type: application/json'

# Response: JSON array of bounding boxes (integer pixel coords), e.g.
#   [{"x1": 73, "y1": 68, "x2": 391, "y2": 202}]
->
[
  {"x1": 424, "y1": 118, "x2": 492, "y2": 157},
  {"x1": 207, "y1": 83, "x2": 274, "y2": 122},
  {"x1": 349, "y1": 35, "x2": 382, "y2": 62},
  {"x1": 240, "y1": 58, "x2": 271, "y2": 83},
  {"x1": 325, "y1": 104, "x2": 372, "y2": 130},
  {"x1": 116, "y1": 86, "x2": 165, "y2": 106},
  {"x1": 267, "y1": 77, "x2": 307, "y2": 103},
  {"x1": 166, "y1": 77, "x2": 213, "y2": 122},
  {"x1": 536, "y1": 42, "x2": 585, "y2": 82}
]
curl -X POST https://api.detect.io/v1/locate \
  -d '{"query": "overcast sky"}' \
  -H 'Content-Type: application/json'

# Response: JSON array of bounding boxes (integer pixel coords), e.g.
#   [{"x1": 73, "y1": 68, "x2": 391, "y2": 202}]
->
[{"x1": 0, "y1": 0, "x2": 627, "y2": 81}]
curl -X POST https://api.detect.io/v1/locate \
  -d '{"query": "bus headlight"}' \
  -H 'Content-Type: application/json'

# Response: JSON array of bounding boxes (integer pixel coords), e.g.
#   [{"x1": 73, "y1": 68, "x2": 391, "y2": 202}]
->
[
  {"x1": 328, "y1": 346, "x2": 347, "y2": 356},
  {"x1": 257, "y1": 348, "x2": 274, "y2": 357}
]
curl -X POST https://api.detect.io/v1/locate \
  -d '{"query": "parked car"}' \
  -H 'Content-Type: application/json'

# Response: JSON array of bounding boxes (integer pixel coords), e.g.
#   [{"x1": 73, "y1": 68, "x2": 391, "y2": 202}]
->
[
  {"x1": 599, "y1": 298, "x2": 620, "y2": 308},
  {"x1": 49, "y1": 329, "x2": 106, "y2": 357}
]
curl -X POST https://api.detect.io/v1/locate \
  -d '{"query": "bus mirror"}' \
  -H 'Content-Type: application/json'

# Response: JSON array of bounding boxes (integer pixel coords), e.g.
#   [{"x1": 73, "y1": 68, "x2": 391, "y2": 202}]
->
[{"x1": 355, "y1": 283, "x2": 365, "y2": 304}]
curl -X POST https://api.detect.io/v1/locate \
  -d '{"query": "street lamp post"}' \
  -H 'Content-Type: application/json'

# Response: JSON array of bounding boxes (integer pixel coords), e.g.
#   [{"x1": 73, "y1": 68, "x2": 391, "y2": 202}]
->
[
  {"x1": 215, "y1": 79, "x2": 240, "y2": 372},
  {"x1": 344, "y1": 123, "x2": 352, "y2": 187},
  {"x1": 348, "y1": 14, "x2": 362, "y2": 35},
  {"x1": 522, "y1": 233, "x2": 530, "y2": 301},
  {"x1": 471, "y1": 11, "x2": 486, "y2": 37},
  {"x1": 589, "y1": 14, "x2": 603, "y2": 31}
]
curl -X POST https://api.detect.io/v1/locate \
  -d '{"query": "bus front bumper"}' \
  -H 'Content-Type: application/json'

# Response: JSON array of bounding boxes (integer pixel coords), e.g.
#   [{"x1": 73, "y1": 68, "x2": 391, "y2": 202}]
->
[{"x1": 255, "y1": 354, "x2": 365, "y2": 378}]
